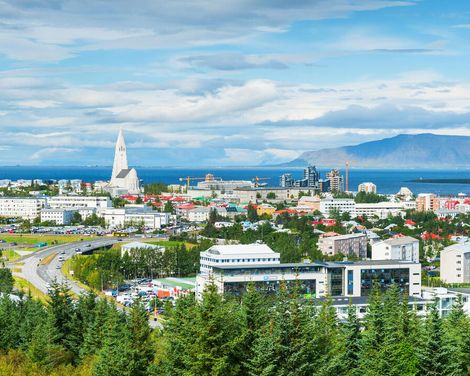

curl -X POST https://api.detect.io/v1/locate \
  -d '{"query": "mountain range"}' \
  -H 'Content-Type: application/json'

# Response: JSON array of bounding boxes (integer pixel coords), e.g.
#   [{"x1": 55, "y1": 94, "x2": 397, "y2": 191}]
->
[{"x1": 280, "y1": 133, "x2": 470, "y2": 169}]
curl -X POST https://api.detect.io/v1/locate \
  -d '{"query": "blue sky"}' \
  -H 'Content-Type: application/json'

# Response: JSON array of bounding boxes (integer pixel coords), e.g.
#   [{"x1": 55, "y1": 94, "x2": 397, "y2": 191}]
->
[{"x1": 0, "y1": 0, "x2": 470, "y2": 166}]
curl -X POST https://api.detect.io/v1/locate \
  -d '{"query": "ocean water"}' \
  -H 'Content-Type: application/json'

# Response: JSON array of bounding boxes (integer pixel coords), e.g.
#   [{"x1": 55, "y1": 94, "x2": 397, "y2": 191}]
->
[{"x1": 1, "y1": 166, "x2": 469, "y2": 196}]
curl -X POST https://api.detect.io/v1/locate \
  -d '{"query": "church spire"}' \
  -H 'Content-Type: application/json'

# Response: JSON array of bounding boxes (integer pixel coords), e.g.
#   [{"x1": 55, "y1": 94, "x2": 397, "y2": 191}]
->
[{"x1": 111, "y1": 128, "x2": 129, "y2": 182}]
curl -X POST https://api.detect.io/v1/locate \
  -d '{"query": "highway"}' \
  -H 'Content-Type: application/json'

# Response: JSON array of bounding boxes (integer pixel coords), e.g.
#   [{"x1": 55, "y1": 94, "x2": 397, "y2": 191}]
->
[
  {"x1": 10, "y1": 237, "x2": 162, "y2": 329},
  {"x1": 18, "y1": 238, "x2": 118, "y2": 294}
]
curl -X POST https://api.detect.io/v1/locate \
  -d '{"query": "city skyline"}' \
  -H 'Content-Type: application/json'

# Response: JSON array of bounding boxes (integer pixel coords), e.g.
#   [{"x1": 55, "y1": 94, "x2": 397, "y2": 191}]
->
[{"x1": 1, "y1": 0, "x2": 470, "y2": 166}]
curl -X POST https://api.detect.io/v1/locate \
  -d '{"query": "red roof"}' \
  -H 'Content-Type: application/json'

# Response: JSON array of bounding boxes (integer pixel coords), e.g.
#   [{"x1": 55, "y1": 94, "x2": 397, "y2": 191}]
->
[{"x1": 405, "y1": 219, "x2": 416, "y2": 225}]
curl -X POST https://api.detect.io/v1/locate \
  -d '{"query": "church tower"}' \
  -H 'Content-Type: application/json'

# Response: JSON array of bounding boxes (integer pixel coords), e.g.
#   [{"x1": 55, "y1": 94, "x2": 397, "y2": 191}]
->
[
  {"x1": 107, "y1": 128, "x2": 140, "y2": 195},
  {"x1": 111, "y1": 128, "x2": 129, "y2": 183}
]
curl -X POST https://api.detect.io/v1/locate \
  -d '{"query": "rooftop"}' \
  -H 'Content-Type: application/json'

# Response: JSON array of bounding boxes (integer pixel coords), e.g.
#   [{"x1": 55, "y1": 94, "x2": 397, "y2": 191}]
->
[
  {"x1": 204, "y1": 243, "x2": 277, "y2": 256},
  {"x1": 379, "y1": 236, "x2": 419, "y2": 246}
]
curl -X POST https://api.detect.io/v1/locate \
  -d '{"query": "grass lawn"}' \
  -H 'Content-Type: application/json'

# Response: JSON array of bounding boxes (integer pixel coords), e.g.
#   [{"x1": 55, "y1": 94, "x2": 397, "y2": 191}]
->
[
  {"x1": 13, "y1": 276, "x2": 48, "y2": 302},
  {"x1": 0, "y1": 249, "x2": 20, "y2": 261},
  {"x1": 0, "y1": 234, "x2": 97, "y2": 246}
]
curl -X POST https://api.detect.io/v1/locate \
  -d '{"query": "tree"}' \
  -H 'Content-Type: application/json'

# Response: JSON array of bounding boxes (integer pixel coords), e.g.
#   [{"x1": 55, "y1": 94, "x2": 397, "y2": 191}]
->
[
  {"x1": 71, "y1": 211, "x2": 82, "y2": 225},
  {"x1": 0, "y1": 268, "x2": 14, "y2": 293},
  {"x1": 266, "y1": 192, "x2": 276, "y2": 200},
  {"x1": 93, "y1": 308, "x2": 134, "y2": 376},
  {"x1": 127, "y1": 300, "x2": 154, "y2": 375}
]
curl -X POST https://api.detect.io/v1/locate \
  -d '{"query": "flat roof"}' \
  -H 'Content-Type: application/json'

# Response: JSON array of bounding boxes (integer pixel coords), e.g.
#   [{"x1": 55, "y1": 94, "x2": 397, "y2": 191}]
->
[
  {"x1": 204, "y1": 243, "x2": 278, "y2": 256},
  {"x1": 212, "y1": 259, "x2": 418, "y2": 270},
  {"x1": 379, "y1": 236, "x2": 419, "y2": 246}
]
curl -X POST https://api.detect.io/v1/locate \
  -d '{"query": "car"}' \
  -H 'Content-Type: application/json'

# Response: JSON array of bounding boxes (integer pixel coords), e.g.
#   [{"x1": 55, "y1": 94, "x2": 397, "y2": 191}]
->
[
  {"x1": 58, "y1": 256, "x2": 64, "y2": 262},
  {"x1": 60, "y1": 250, "x2": 66, "y2": 254},
  {"x1": 75, "y1": 248, "x2": 80, "y2": 252},
  {"x1": 56, "y1": 265, "x2": 61, "y2": 269},
  {"x1": 86, "y1": 244, "x2": 92, "y2": 248}
]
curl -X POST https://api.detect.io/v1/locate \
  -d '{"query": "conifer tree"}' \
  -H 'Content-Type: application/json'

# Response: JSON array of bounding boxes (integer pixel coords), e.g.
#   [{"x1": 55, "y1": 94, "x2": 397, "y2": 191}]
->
[
  {"x1": 418, "y1": 302, "x2": 453, "y2": 376},
  {"x1": 93, "y1": 307, "x2": 134, "y2": 376},
  {"x1": 128, "y1": 300, "x2": 154, "y2": 375}
]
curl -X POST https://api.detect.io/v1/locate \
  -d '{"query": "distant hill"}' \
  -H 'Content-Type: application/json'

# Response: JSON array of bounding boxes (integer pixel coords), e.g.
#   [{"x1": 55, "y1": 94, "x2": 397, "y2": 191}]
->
[{"x1": 282, "y1": 133, "x2": 470, "y2": 169}]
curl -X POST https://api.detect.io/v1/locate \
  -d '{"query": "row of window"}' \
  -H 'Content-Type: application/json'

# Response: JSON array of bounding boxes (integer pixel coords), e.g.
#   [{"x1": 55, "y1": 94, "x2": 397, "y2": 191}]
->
[{"x1": 201, "y1": 257, "x2": 280, "y2": 263}]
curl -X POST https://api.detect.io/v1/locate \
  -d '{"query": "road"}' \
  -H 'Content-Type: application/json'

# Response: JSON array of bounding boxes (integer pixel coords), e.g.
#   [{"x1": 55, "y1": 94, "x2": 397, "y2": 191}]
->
[
  {"x1": 18, "y1": 238, "x2": 117, "y2": 294},
  {"x1": 10, "y1": 237, "x2": 162, "y2": 329}
]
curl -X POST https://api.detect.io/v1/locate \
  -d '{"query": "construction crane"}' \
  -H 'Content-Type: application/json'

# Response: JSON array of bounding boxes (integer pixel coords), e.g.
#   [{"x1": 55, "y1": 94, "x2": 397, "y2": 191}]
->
[{"x1": 252, "y1": 176, "x2": 271, "y2": 188}]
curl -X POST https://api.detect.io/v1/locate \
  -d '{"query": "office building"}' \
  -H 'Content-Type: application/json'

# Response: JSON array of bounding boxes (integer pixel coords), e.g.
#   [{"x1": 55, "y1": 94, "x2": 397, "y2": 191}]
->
[
  {"x1": 372, "y1": 236, "x2": 420, "y2": 263},
  {"x1": 440, "y1": 242, "x2": 470, "y2": 284},
  {"x1": 279, "y1": 166, "x2": 319, "y2": 189},
  {"x1": 199, "y1": 243, "x2": 281, "y2": 275},
  {"x1": 40, "y1": 208, "x2": 75, "y2": 225},
  {"x1": 196, "y1": 244, "x2": 421, "y2": 299},
  {"x1": 47, "y1": 195, "x2": 111, "y2": 209},
  {"x1": 355, "y1": 202, "x2": 404, "y2": 219},
  {"x1": 99, "y1": 206, "x2": 171, "y2": 229},
  {"x1": 0, "y1": 197, "x2": 47, "y2": 220},
  {"x1": 303, "y1": 165, "x2": 320, "y2": 188},
  {"x1": 358, "y1": 182, "x2": 377, "y2": 194},
  {"x1": 320, "y1": 198, "x2": 356, "y2": 217},
  {"x1": 317, "y1": 233, "x2": 368, "y2": 258}
]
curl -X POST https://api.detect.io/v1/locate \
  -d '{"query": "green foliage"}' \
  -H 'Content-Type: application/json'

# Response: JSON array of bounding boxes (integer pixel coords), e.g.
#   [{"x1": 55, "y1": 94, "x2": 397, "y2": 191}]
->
[
  {"x1": 144, "y1": 183, "x2": 168, "y2": 194},
  {"x1": 0, "y1": 268, "x2": 14, "y2": 293},
  {"x1": 354, "y1": 191, "x2": 389, "y2": 203}
]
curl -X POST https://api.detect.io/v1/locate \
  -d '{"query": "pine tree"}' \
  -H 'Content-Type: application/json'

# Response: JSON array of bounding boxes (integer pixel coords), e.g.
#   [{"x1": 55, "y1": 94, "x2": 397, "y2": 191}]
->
[
  {"x1": 418, "y1": 302, "x2": 453, "y2": 376},
  {"x1": 0, "y1": 294, "x2": 21, "y2": 350},
  {"x1": 357, "y1": 284, "x2": 384, "y2": 376},
  {"x1": 128, "y1": 300, "x2": 154, "y2": 375},
  {"x1": 93, "y1": 307, "x2": 134, "y2": 376},
  {"x1": 80, "y1": 299, "x2": 112, "y2": 359}
]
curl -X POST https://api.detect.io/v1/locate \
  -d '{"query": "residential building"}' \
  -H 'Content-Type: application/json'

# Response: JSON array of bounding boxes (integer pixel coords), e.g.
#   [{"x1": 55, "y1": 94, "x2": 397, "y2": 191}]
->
[
  {"x1": 0, "y1": 197, "x2": 47, "y2": 220},
  {"x1": 358, "y1": 182, "x2": 377, "y2": 194},
  {"x1": 320, "y1": 198, "x2": 356, "y2": 217},
  {"x1": 318, "y1": 179, "x2": 330, "y2": 193},
  {"x1": 440, "y1": 242, "x2": 470, "y2": 284},
  {"x1": 303, "y1": 165, "x2": 320, "y2": 188},
  {"x1": 40, "y1": 208, "x2": 75, "y2": 225},
  {"x1": 372, "y1": 236, "x2": 420, "y2": 263},
  {"x1": 317, "y1": 233, "x2": 368, "y2": 258},
  {"x1": 47, "y1": 195, "x2": 111, "y2": 209},
  {"x1": 279, "y1": 173, "x2": 294, "y2": 188},
  {"x1": 256, "y1": 204, "x2": 276, "y2": 217},
  {"x1": 327, "y1": 169, "x2": 344, "y2": 192},
  {"x1": 417, "y1": 193, "x2": 439, "y2": 211},
  {"x1": 196, "y1": 255, "x2": 421, "y2": 300}
]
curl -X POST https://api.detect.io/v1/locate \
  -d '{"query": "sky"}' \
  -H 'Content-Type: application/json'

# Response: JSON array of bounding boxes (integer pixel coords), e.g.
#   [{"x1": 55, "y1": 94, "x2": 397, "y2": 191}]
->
[{"x1": 1, "y1": 0, "x2": 470, "y2": 166}]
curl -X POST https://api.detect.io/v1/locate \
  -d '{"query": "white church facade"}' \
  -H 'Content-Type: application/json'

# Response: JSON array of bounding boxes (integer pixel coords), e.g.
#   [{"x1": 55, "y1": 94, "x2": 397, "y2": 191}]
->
[{"x1": 106, "y1": 129, "x2": 141, "y2": 196}]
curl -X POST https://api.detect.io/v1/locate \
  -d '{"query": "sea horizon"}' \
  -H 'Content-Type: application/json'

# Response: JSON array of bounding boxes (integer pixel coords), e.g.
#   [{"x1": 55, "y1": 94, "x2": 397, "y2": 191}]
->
[{"x1": 1, "y1": 165, "x2": 470, "y2": 196}]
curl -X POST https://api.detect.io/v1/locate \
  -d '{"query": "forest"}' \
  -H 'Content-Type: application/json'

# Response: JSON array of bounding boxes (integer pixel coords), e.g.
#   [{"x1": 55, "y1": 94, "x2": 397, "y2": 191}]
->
[{"x1": 1, "y1": 281, "x2": 469, "y2": 375}]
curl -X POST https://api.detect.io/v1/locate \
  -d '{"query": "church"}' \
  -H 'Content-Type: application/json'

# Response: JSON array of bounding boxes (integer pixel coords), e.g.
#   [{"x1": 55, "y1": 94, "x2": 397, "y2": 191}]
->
[{"x1": 107, "y1": 129, "x2": 141, "y2": 196}]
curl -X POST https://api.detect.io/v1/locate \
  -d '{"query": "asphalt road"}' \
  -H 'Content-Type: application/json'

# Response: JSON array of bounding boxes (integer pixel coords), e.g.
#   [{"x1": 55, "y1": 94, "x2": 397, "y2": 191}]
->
[
  {"x1": 19, "y1": 238, "x2": 118, "y2": 294},
  {"x1": 11, "y1": 237, "x2": 162, "y2": 329}
]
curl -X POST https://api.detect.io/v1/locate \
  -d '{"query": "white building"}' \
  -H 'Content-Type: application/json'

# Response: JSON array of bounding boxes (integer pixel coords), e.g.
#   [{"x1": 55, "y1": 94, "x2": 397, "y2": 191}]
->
[
  {"x1": 40, "y1": 208, "x2": 75, "y2": 225},
  {"x1": 99, "y1": 206, "x2": 170, "y2": 229},
  {"x1": 440, "y1": 242, "x2": 470, "y2": 284},
  {"x1": 47, "y1": 195, "x2": 111, "y2": 209},
  {"x1": 196, "y1": 257, "x2": 421, "y2": 300},
  {"x1": 355, "y1": 202, "x2": 404, "y2": 219},
  {"x1": 120, "y1": 241, "x2": 165, "y2": 257},
  {"x1": 422, "y1": 287, "x2": 470, "y2": 317},
  {"x1": 107, "y1": 129, "x2": 141, "y2": 195},
  {"x1": 320, "y1": 198, "x2": 356, "y2": 217},
  {"x1": 0, "y1": 197, "x2": 46, "y2": 220},
  {"x1": 199, "y1": 243, "x2": 281, "y2": 275},
  {"x1": 358, "y1": 182, "x2": 377, "y2": 194},
  {"x1": 372, "y1": 236, "x2": 420, "y2": 263}
]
